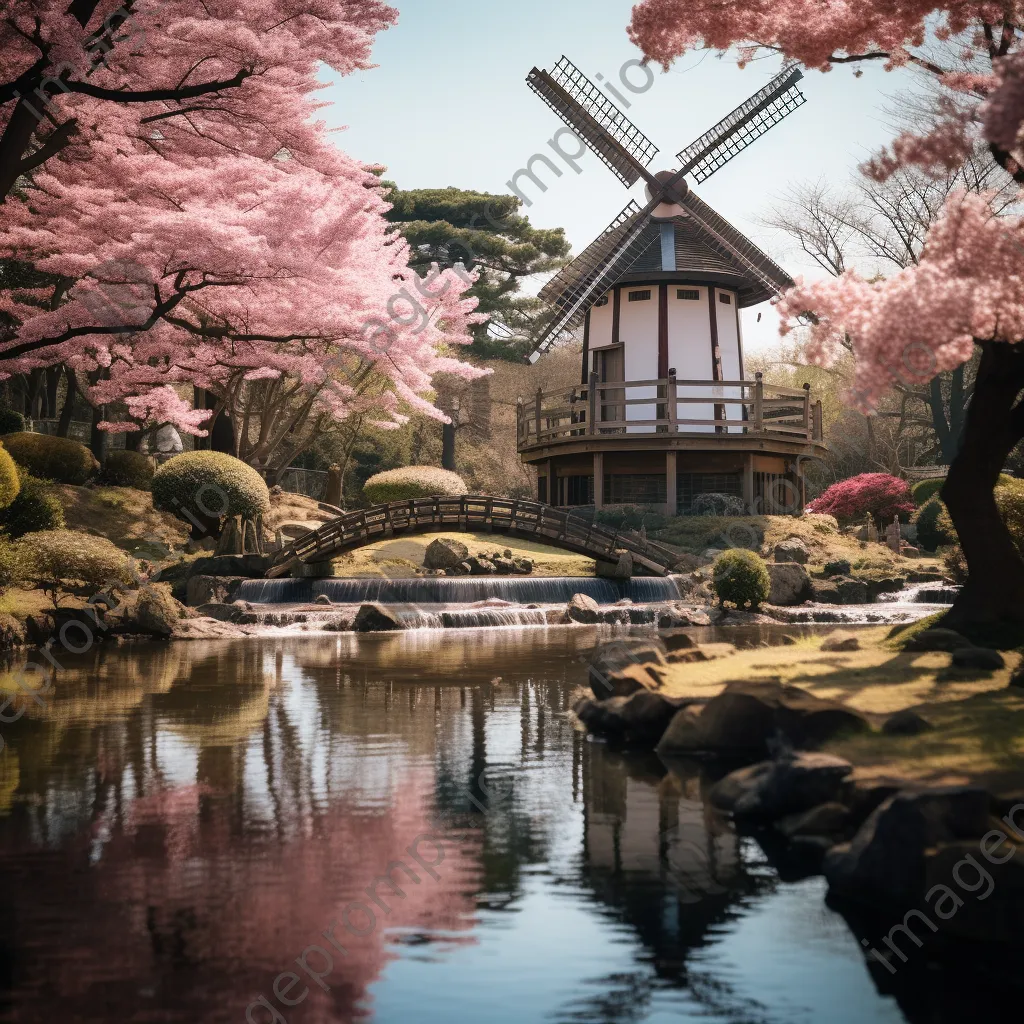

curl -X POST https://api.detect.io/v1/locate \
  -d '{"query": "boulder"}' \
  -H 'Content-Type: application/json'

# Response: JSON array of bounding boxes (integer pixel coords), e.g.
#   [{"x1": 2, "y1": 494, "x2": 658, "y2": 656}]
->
[
  {"x1": 106, "y1": 584, "x2": 185, "y2": 637},
  {"x1": 882, "y1": 709, "x2": 934, "y2": 735},
  {"x1": 773, "y1": 538, "x2": 810, "y2": 564},
  {"x1": 589, "y1": 640, "x2": 666, "y2": 697},
  {"x1": 493, "y1": 557, "x2": 517, "y2": 574},
  {"x1": 865, "y1": 576, "x2": 906, "y2": 601},
  {"x1": 810, "y1": 580, "x2": 841, "y2": 604},
  {"x1": 902, "y1": 546, "x2": 921, "y2": 558},
  {"x1": 183, "y1": 554, "x2": 273, "y2": 579},
  {"x1": 708, "y1": 761, "x2": 773, "y2": 811},
  {"x1": 660, "y1": 629, "x2": 697, "y2": 653},
  {"x1": 194, "y1": 602, "x2": 243, "y2": 622},
  {"x1": 834, "y1": 577, "x2": 869, "y2": 605},
  {"x1": 172, "y1": 617, "x2": 251, "y2": 640},
  {"x1": 655, "y1": 706, "x2": 704, "y2": 754},
  {"x1": 656, "y1": 680, "x2": 870, "y2": 759},
  {"x1": 777, "y1": 802, "x2": 852, "y2": 841},
  {"x1": 314, "y1": 594, "x2": 334, "y2": 606},
  {"x1": 904, "y1": 627, "x2": 972, "y2": 652},
  {"x1": 767, "y1": 562, "x2": 812, "y2": 606},
  {"x1": 824, "y1": 786, "x2": 993, "y2": 906},
  {"x1": 823, "y1": 559, "x2": 852, "y2": 578},
  {"x1": 596, "y1": 551, "x2": 634, "y2": 580},
  {"x1": 573, "y1": 690, "x2": 680, "y2": 745},
  {"x1": 732, "y1": 752, "x2": 854, "y2": 822},
  {"x1": 513, "y1": 558, "x2": 534, "y2": 574},
  {"x1": 468, "y1": 557, "x2": 498, "y2": 576},
  {"x1": 951, "y1": 646, "x2": 1005, "y2": 670},
  {"x1": 821, "y1": 631, "x2": 861, "y2": 653},
  {"x1": 185, "y1": 575, "x2": 246, "y2": 607},
  {"x1": 424, "y1": 538, "x2": 470, "y2": 571},
  {"x1": 352, "y1": 603, "x2": 403, "y2": 633},
  {"x1": 567, "y1": 593, "x2": 602, "y2": 625},
  {"x1": 589, "y1": 660, "x2": 666, "y2": 699}
]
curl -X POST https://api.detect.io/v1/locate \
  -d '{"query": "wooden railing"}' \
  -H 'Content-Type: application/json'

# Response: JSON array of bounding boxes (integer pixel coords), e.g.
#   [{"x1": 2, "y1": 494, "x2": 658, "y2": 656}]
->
[
  {"x1": 517, "y1": 372, "x2": 825, "y2": 450},
  {"x1": 266, "y1": 496, "x2": 681, "y2": 578}
]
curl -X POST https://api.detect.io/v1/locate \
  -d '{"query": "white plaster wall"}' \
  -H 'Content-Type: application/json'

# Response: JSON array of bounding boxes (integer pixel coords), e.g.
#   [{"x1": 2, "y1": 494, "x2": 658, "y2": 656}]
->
[
  {"x1": 716, "y1": 291, "x2": 743, "y2": 433},
  {"x1": 668, "y1": 287, "x2": 715, "y2": 433},
  {"x1": 619, "y1": 290, "x2": 660, "y2": 432},
  {"x1": 588, "y1": 293, "x2": 614, "y2": 350}
]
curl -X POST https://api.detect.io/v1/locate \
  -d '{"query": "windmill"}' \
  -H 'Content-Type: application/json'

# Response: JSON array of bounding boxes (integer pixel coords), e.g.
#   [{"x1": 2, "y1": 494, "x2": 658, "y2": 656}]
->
[{"x1": 525, "y1": 57, "x2": 807, "y2": 363}]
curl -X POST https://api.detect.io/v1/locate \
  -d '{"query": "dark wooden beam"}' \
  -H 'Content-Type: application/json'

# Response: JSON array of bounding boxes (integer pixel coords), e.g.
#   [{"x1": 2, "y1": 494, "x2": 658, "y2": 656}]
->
[
  {"x1": 611, "y1": 286, "x2": 621, "y2": 347},
  {"x1": 707, "y1": 285, "x2": 722, "y2": 382},
  {"x1": 658, "y1": 284, "x2": 669, "y2": 379},
  {"x1": 581, "y1": 309, "x2": 592, "y2": 385}
]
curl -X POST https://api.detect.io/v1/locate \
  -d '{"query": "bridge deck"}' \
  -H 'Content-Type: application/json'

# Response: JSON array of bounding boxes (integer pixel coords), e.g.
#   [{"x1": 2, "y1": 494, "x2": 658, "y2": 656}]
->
[{"x1": 266, "y1": 496, "x2": 679, "y2": 579}]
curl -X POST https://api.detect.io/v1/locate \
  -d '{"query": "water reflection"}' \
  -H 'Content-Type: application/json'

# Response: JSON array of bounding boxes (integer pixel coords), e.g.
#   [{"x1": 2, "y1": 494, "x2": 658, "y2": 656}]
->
[{"x1": 0, "y1": 630, "x2": 996, "y2": 1023}]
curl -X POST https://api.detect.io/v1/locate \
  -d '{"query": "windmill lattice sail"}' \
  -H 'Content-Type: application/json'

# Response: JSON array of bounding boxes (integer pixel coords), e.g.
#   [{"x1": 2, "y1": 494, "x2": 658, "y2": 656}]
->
[
  {"x1": 676, "y1": 66, "x2": 806, "y2": 183},
  {"x1": 527, "y1": 56, "x2": 658, "y2": 188}
]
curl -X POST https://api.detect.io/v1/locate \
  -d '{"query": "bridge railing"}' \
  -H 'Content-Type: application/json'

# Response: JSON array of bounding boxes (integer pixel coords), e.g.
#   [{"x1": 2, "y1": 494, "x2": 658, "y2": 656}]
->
[
  {"x1": 516, "y1": 372, "x2": 825, "y2": 450},
  {"x1": 269, "y1": 496, "x2": 680, "y2": 577}
]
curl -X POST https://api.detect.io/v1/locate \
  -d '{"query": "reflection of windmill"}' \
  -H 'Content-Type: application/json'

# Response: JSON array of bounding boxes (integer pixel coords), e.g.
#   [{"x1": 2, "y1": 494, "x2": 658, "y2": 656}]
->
[{"x1": 518, "y1": 59, "x2": 826, "y2": 516}]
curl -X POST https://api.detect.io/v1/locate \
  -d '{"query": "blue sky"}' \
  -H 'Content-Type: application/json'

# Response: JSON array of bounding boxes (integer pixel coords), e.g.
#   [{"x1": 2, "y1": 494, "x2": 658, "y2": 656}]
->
[{"x1": 322, "y1": 0, "x2": 914, "y2": 351}]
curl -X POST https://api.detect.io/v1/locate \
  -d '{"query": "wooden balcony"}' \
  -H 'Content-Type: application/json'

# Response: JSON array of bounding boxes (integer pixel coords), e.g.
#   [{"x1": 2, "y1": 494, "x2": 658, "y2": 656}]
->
[{"x1": 517, "y1": 371, "x2": 826, "y2": 458}]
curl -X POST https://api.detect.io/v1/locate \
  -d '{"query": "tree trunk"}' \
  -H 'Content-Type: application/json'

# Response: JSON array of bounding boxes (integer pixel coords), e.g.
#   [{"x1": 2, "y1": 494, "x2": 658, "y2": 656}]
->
[
  {"x1": 56, "y1": 368, "x2": 76, "y2": 437},
  {"x1": 89, "y1": 403, "x2": 107, "y2": 461},
  {"x1": 941, "y1": 342, "x2": 1024, "y2": 632}
]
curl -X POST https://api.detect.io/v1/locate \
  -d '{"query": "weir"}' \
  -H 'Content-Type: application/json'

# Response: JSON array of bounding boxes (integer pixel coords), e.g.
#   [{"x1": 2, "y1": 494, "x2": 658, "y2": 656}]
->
[{"x1": 236, "y1": 575, "x2": 686, "y2": 606}]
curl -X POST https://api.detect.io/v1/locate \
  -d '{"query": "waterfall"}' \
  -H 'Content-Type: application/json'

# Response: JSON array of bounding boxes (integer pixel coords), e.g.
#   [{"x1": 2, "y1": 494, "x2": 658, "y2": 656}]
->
[{"x1": 235, "y1": 576, "x2": 686, "y2": 606}]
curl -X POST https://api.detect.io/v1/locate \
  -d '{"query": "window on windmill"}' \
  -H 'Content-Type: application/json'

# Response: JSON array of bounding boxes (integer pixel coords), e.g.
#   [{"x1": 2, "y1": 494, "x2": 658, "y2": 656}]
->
[
  {"x1": 677, "y1": 289, "x2": 700, "y2": 301},
  {"x1": 628, "y1": 290, "x2": 652, "y2": 302},
  {"x1": 719, "y1": 293, "x2": 732, "y2": 305}
]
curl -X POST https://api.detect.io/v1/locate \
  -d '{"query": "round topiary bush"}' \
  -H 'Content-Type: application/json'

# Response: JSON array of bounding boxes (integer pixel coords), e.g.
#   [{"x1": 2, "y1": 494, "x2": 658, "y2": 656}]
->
[
  {"x1": 911, "y1": 477, "x2": 946, "y2": 505},
  {"x1": 912, "y1": 497, "x2": 954, "y2": 552},
  {"x1": 0, "y1": 432, "x2": 99, "y2": 484},
  {"x1": 99, "y1": 450, "x2": 156, "y2": 489},
  {"x1": 0, "y1": 409, "x2": 25, "y2": 435},
  {"x1": 15, "y1": 529, "x2": 133, "y2": 607},
  {"x1": 152, "y1": 451, "x2": 270, "y2": 537},
  {"x1": 363, "y1": 467, "x2": 468, "y2": 504},
  {"x1": 806, "y1": 473, "x2": 915, "y2": 524},
  {"x1": 0, "y1": 473, "x2": 65, "y2": 539},
  {"x1": 0, "y1": 442, "x2": 19, "y2": 511},
  {"x1": 712, "y1": 549, "x2": 771, "y2": 610}
]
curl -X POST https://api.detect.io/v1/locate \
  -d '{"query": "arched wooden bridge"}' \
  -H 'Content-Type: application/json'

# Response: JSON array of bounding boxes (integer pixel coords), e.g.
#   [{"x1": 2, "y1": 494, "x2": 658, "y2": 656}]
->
[{"x1": 266, "y1": 496, "x2": 681, "y2": 578}]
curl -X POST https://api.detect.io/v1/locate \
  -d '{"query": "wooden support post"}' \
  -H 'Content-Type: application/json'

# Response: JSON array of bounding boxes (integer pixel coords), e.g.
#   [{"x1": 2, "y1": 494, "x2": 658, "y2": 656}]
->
[
  {"x1": 803, "y1": 382, "x2": 812, "y2": 438},
  {"x1": 535, "y1": 388, "x2": 543, "y2": 442},
  {"x1": 754, "y1": 372, "x2": 764, "y2": 432},
  {"x1": 588, "y1": 372, "x2": 598, "y2": 435},
  {"x1": 665, "y1": 451, "x2": 678, "y2": 517},
  {"x1": 516, "y1": 397, "x2": 523, "y2": 443},
  {"x1": 593, "y1": 452, "x2": 604, "y2": 510},
  {"x1": 668, "y1": 368, "x2": 678, "y2": 433},
  {"x1": 814, "y1": 400, "x2": 823, "y2": 441},
  {"x1": 742, "y1": 454, "x2": 755, "y2": 514}
]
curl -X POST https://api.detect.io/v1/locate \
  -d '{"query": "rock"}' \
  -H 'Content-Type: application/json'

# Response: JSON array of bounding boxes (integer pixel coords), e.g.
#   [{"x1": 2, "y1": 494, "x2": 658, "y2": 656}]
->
[
  {"x1": 0, "y1": 612, "x2": 25, "y2": 650},
  {"x1": 671, "y1": 553, "x2": 702, "y2": 573},
  {"x1": 655, "y1": 706, "x2": 704, "y2": 754},
  {"x1": 951, "y1": 646, "x2": 1005, "y2": 670},
  {"x1": 513, "y1": 558, "x2": 534, "y2": 574},
  {"x1": 656, "y1": 680, "x2": 870, "y2": 758},
  {"x1": 172, "y1": 617, "x2": 251, "y2": 640},
  {"x1": 194, "y1": 602, "x2": 243, "y2": 622},
  {"x1": 834, "y1": 577, "x2": 869, "y2": 604},
  {"x1": 454, "y1": 561, "x2": 473, "y2": 576},
  {"x1": 596, "y1": 551, "x2": 634, "y2": 580},
  {"x1": 902, "y1": 546, "x2": 921, "y2": 558},
  {"x1": 314, "y1": 594, "x2": 333, "y2": 606},
  {"x1": 352, "y1": 603, "x2": 403, "y2": 633},
  {"x1": 732, "y1": 752, "x2": 854, "y2": 822},
  {"x1": 24, "y1": 614, "x2": 53, "y2": 646},
  {"x1": 50, "y1": 607, "x2": 104, "y2": 642},
  {"x1": 503, "y1": 548, "x2": 512, "y2": 558},
  {"x1": 821, "y1": 631, "x2": 860, "y2": 652},
  {"x1": 660, "y1": 629, "x2": 697, "y2": 653},
  {"x1": 589, "y1": 641, "x2": 666, "y2": 698},
  {"x1": 468, "y1": 556, "x2": 497, "y2": 576},
  {"x1": 810, "y1": 580, "x2": 841, "y2": 604},
  {"x1": 185, "y1": 575, "x2": 246, "y2": 607},
  {"x1": 708, "y1": 761, "x2": 773, "y2": 811},
  {"x1": 105, "y1": 584, "x2": 185, "y2": 638},
  {"x1": 773, "y1": 538, "x2": 810, "y2": 564},
  {"x1": 493, "y1": 557, "x2": 516, "y2": 574},
  {"x1": 823, "y1": 559, "x2": 852, "y2": 578},
  {"x1": 777, "y1": 802, "x2": 852, "y2": 840},
  {"x1": 767, "y1": 562, "x2": 812, "y2": 606},
  {"x1": 567, "y1": 593, "x2": 601, "y2": 625},
  {"x1": 187, "y1": 554, "x2": 273, "y2": 578},
  {"x1": 882, "y1": 709, "x2": 934, "y2": 735},
  {"x1": 904, "y1": 627, "x2": 972, "y2": 652},
  {"x1": 824, "y1": 786, "x2": 993, "y2": 906},
  {"x1": 865, "y1": 576, "x2": 906, "y2": 601},
  {"x1": 613, "y1": 689, "x2": 681, "y2": 745}
]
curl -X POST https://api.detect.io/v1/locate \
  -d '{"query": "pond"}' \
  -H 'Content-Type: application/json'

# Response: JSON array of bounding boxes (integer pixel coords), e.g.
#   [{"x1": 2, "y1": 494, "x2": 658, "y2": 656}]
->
[{"x1": 0, "y1": 628, "x2": 1005, "y2": 1023}]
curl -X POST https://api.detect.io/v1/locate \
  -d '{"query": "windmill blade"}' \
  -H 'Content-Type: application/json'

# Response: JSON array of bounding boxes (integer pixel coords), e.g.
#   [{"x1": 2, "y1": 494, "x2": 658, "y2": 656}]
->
[
  {"x1": 528, "y1": 201, "x2": 653, "y2": 363},
  {"x1": 675, "y1": 66, "x2": 806, "y2": 183},
  {"x1": 527, "y1": 56, "x2": 659, "y2": 189}
]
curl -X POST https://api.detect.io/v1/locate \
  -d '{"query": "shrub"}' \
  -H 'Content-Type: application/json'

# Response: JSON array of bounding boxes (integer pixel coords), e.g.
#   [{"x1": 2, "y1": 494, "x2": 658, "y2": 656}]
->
[
  {"x1": 823, "y1": 559, "x2": 852, "y2": 577},
  {"x1": 803, "y1": 513, "x2": 840, "y2": 534},
  {"x1": 0, "y1": 432, "x2": 98, "y2": 484},
  {"x1": 0, "y1": 471, "x2": 65, "y2": 539},
  {"x1": 691, "y1": 492, "x2": 746, "y2": 517},
  {"x1": 99, "y1": 450, "x2": 155, "y2": 489},
  {"x1": 712, "y1": 549, "x2": 771, "y2": 610},
  {"x1": 806, "y1": 473, "x2": 915, "y2": 524},
  {"x1": 0, "y1": 536, "x2": 21, "y2": 593},
  {"x1": 593, "y1": 505, "x2": 669, "y2": 532},
  {"x1": 16, "y1": 529, "x2": 133, "y2": 607},
  {"x1": 934, "y1": 478, "x2": 1024, "y2": 554},
  {"x1": 0, "y1": 443, "x2": 19, "y2": 511},
  {"x1": 152, "y1": 452, "x2": 270, "y2": 535},
  {"x1": 941, "y1": 544, "x2": 968, "y2": 585},
  {"x1": 912, "y1": 497, "x2": 954, "y2": 552},
  {"x1": 362, "y1": 466, "x2": 468, "y2": 504},
  {"x1": 911, "y1": 477, "x2": 946, "y2": 505},
  {"x1": 0, "y1": 409, "x2": 24, "y2": 435}
]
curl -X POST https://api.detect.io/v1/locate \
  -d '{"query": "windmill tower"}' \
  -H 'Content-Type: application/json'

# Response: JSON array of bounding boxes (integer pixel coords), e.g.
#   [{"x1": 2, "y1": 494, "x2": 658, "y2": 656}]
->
[{"x1": 517, "y1": 59, "x2": 827, "y2": 515}]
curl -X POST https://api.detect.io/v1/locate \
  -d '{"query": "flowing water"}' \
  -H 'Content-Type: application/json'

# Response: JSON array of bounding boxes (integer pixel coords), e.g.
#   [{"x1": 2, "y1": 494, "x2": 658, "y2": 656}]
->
[{"x1": 0, "y1": 628, "x2": 1004, "y2": 1023}]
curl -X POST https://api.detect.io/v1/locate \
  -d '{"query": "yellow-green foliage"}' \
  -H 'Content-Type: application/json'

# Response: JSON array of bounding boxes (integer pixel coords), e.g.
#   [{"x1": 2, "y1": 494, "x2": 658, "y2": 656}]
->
[
  {"x1": 0, "y1": 472, "x2": 65, "y2": 539},
  {"x1": 712, "y1": 549, "x2": 771, "y2": 610},
  {"x1": 935, "y1": 478, "x2": 1024, "y2": 552},
  {"x1": 0, "y1": 443, "x2": 19, "y2": 510},
  {"x1": 99, "y1": 450, "x2": 156, "y2": 489},
  {"x1": 0, "y1": 536, "x2": 20, "y2": 593},
  {"x1": 16, "y1": 529, "x2": 134, "y2": 607},
  {"x1": 911, "y1": 478, "x2": 946, "y2": 505},
  {"x1": 363, "y1": 466, "x2": 468, "y2": 504},
  {"x1": 913, "y1": 497, "x2": 954, "y2": 552},
  {"x1": 1, "y1": 432, "x2": 98, "y2": 485},
  {"x1": 152, "y1": 451, "x2": 270, "y2": 524}
]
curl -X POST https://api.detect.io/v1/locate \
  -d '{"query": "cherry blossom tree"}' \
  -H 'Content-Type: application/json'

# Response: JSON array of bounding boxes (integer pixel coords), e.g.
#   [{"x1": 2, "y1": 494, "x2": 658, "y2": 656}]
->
[{"x1": 628, "y1": 1, "x2": 1024, "y2": 631}]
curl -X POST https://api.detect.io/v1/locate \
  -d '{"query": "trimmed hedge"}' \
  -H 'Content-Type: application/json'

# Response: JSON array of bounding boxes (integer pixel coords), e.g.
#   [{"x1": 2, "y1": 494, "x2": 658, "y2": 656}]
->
[
  {"x1": 152, "y1": 451, "x2": 270, "y2": 529},
  {"x1": 0, "y1": 432, "x2": 98, "y2": 484},
  {"x1": 712, "y1": 549, "x2": 771, "y2": 610},
  {"x1": 0, "y1": 472, "x2": 65, "y2": 539},
  {"x1": 100, "y1": 450, "x2": 156, "y2": 489},
  {"x1": 0, "y1": 409, "x2": 25, "y2": 435},
  {"x1": 0, "y1": 443, "x2": 19, "y2": 511},
  {"x1": 363, "y1": 466, "x2": 468, "y2": 504},
  {"x1": 912, "y1": 497, "x2": 954, "y2": 552},
  {"x1": 912, "y1": 474, "x2": 1011, "y2": 506},
  {"x1": 15, "y1": 529, "x2": 133, "y2": 607}
]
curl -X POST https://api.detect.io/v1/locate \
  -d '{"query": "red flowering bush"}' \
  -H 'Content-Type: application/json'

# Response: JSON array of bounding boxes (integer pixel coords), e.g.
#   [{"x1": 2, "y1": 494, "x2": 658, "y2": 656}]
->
[{"x1": 807, "y1": 474, "x2": 914, "y2": 525}]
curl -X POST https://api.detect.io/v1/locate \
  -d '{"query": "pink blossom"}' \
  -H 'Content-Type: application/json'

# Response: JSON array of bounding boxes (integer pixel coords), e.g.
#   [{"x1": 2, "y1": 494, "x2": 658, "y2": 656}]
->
[{"x1": 807, "y1": 473, "x2": 915, "y2": 522}]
